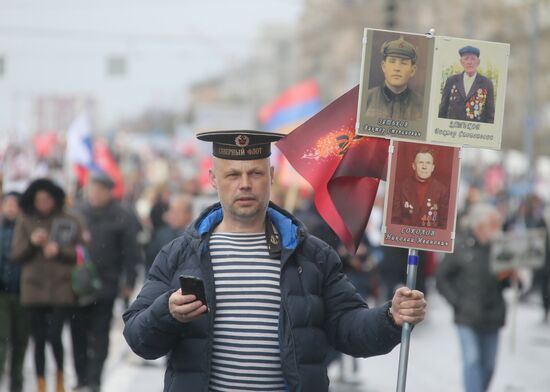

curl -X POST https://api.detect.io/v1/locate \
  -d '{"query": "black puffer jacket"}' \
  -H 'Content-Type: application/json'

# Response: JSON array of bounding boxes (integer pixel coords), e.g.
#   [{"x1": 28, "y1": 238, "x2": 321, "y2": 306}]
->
[
  {"x1": 74, "y1": 200, "x2": 141, "y2": 300},
  {"x1": 436, "y1": 231, "x2": 507, "y2": 330},
  {"x1": 123, "y1": 202, "x2": 401, "y2": 392}
]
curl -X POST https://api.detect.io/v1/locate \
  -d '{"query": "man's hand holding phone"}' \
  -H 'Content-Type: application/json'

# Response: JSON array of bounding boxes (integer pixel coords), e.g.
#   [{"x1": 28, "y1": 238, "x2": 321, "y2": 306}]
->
[
  {"x1": 168, "y1": 291, "x2": 208, "y2": 323},
  {"x1": 169, "y1": 275, "x2": 208, "y2": 323}
]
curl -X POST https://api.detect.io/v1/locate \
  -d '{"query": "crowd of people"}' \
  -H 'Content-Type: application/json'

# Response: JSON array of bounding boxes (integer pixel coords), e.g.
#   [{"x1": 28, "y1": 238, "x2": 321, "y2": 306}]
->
[{"x1": 0, "y1": 131, "x2": 548, "y2": 392}]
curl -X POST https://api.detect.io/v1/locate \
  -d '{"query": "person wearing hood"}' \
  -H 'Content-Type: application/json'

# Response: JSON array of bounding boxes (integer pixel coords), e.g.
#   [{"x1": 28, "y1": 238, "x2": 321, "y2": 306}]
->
[
  {"x1": 11, "y1": 178, "x2": 83, "y2": 392},
  {"x1": 123, "y1": 130, "x2": 427, "y2": 392}
]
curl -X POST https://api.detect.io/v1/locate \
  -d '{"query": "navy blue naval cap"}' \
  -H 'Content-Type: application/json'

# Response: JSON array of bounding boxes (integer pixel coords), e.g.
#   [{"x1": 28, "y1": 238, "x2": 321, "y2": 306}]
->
[
  {"x1": 196, "y1": 130, "x2": 285, "y2": 160},
  {"x1": 459, "y1": 45, "x2": 480, "y2": 57}
]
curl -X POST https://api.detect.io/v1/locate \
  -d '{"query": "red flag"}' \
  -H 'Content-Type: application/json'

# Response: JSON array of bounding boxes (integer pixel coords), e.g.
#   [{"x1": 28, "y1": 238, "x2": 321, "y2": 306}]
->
[
  {"x1": 93, "y1": 139, "x2": 124, "y2": 199},
  {"x1": 276, "y1": 85, "x2": 389, "y2": 254}
]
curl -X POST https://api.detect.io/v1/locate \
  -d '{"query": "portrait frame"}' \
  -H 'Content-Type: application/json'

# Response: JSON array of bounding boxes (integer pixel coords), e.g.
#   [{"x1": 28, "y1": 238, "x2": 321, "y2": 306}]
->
[
  {"x1": 490, "y1": 228, "x2": 547, "y2": 273},
  {"x1": 50, "y1": 218, "x2": 78, "y2": 246},
  {"x1": 356, "y1": 28, "x2": 435, "y2": 142},
  {"x1": 426, "y1": 36, "x2": 510, "y2": 149},
  {"x1": 382, "y1": 140, "x2": 461, "y2": 253}
]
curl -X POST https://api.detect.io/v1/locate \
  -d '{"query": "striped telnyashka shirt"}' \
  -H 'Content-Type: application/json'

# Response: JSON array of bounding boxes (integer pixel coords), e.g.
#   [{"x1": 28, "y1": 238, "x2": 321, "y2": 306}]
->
[{"x1": 208, "y1": 232, "x2": 286, "y2": 392}]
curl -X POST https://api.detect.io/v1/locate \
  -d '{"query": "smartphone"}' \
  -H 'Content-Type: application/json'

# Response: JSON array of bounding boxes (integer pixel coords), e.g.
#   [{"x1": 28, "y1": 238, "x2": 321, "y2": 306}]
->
[{"x1": 179, "y1": 275, "x2": 208, "y2": 311}]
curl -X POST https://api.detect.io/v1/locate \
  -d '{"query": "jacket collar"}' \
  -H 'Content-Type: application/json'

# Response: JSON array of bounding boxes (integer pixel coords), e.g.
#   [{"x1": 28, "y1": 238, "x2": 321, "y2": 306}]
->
[{"x1": 194, "y1": 201, "x2": 304, "y2": 251}]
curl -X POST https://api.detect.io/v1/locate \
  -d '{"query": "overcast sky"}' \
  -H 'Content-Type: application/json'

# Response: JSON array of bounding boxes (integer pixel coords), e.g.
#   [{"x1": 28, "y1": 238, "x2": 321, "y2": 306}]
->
[{"x1": 0, "y1": 0, "x2": 303, "y2": 132}]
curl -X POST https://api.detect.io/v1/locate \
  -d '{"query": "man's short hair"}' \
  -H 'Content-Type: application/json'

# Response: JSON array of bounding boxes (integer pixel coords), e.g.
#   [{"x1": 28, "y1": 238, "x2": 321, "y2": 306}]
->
[
  {"x1": 90, "y1": 171, "x2": 115, "y2": 189},
  {"x1": 381, "y1": 36, "x2": 417, "y2": 64},
  {"x1": 414, "y1": 147, "x2": 436, "y2": 162},
  {"x1": 2, "y1": 191, "x2": 21, "y2": 201},
  {"x1": 463, "y1": 203, "x2": 499, "y2": 230}
]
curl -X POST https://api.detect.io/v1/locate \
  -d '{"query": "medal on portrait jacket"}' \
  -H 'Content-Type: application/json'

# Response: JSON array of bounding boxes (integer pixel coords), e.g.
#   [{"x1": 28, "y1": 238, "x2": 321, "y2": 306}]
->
[{"x1": 404, "y1": 201, "x2": 414, "y2": 214}]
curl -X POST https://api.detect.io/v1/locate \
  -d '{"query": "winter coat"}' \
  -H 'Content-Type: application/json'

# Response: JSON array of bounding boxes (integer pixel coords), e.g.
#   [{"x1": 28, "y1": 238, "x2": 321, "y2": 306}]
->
[
  {"x1": 145, "y1": 225, "x2": 184, "y2": 275},
  {"x1": 436, "y1": 231, "x2": 507, "y2": 330},
  {"x1": 123, "y1": 202, "x2": 402, "y2": 392},
  {"x1": 11, "y1": 211, "x2": 81, "y2": 306},
  {"x1": 0, "y1": 218, "x2": 20, "y2": 293},
  {"x1": 74, "y1": 200, "x2": 141, "y2": 300}
]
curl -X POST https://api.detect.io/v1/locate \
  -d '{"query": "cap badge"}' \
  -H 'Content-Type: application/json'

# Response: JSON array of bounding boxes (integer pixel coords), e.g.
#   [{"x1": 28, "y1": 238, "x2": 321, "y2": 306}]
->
[{"x1": 235, "y1": 135, "x2": 250, "y2": 147}]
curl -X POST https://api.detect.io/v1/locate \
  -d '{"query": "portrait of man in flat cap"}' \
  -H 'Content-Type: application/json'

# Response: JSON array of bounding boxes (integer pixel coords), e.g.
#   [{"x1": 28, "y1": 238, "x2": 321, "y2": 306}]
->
[
  {"x1": 365, "y1": 35, "x2": 424, "y2": 121},
  {"x1": 438, "y1": 45, "x2": 495, "y2": 123}
]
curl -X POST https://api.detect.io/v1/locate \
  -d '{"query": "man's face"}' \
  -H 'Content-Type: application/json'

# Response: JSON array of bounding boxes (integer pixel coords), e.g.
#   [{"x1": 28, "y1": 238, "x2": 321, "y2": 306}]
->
[
  {"x1": 412, "y1": 152, "x2": 435, "y2": 182},
  {"x1": 2, "y1": 195, "x2": 20, "y2": 220},
  {"x1": 210, "y1": 158, "x2": 273, "y2": 225},
  {"x1": 166, "y1": 197, "x2": 193, "y2": 230},
  {"x1": 381, "y1": 56, "x2": 417, "y2": 91},
  {"x1": 86, "y1": 182, "x2": 113, "y2": 208},
  {"x1": 473, "y1": 211, "x2": 502, "y2": 244},
  {"x1": 460, "y1": 54, "x2": 480, "y2": 76}
]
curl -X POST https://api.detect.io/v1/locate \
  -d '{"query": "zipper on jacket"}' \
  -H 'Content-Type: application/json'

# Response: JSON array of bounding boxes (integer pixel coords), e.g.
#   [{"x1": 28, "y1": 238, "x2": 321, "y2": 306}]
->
[
  {"x1": 199, "y1": 238, "x2": 216, "y2": 392},
  {"x1": 279, "y1": 258, "x2": 301, "y2": 391}
]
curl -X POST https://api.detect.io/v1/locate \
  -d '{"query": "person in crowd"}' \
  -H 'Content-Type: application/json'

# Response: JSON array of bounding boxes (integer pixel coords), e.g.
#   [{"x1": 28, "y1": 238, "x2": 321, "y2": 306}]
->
[
  {"x1": 365, "y1": 36, "x2": 424, "y2": 121},
  {"x1": 437, "y1": 203, "x2": 518, "y2": 392},
  {"x1": 438, "y1": 45, "x2": 495, "y2": 123},
  {"x1": 11, "y1": 179, "x2": 83, "y2": 392},
  {"x1": 145, "y1": 193, "x2": 193, "y2": 274},
  {"x1": 504, "y1": 194, "x2": 550, "y2": 322},
  {"x1": 0, "y1": 192, "x2": 30, "y2": 392},
  {"x1": 392, "y1": 147, "x2": 449, "y2": 228},
  {"x1": 70, "y1": 172, "x2": 142, "y2": 392},
  {"x1": 123, "y1": 130, "x2": 426, "y2": 392},
  {"x1": 149, "y1": 185, "x2": 170, "y2": 233}
]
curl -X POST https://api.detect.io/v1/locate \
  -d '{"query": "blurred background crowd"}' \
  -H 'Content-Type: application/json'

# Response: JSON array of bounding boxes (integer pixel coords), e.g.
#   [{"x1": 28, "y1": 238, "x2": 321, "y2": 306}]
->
[{"x1": 1, "y1": 1, "x2": 549, "y2": 391}]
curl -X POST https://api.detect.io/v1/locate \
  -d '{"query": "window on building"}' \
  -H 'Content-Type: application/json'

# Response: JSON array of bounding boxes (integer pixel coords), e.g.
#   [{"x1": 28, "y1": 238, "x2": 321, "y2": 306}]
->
[{"x1": 107, "y1": 56, "x2": 127, "y2": 76}]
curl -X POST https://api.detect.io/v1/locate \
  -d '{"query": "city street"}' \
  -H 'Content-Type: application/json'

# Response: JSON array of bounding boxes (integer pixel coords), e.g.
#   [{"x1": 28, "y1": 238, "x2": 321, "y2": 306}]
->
[
  {"x1": 3, "y1": 287, "x2": 549, "y2": 392},
  {"x1": 1, "y1": 2, "x2": 549, "y2": 392}
]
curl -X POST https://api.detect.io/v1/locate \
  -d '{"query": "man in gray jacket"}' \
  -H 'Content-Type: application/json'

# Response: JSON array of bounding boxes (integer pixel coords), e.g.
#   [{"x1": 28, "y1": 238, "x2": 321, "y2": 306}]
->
[{"x1": 123, "y1": 130, "x2": 426, "y2": 392}]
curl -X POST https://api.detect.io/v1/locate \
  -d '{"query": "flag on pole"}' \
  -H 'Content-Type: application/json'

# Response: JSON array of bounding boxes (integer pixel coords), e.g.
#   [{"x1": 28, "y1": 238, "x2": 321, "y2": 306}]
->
[
  {"x1": 276, "y1": 85, "x2": 389, "y2": 254},
  {"x1": 93, "y1": 139, "x2": 124, "y2": 199},
  {"x1": 65, "y1": 114, "x2": 124, "y2": 199},
  {"x1": 259, "y1": 79, "x2": 321, "y2": 133},
  {"x1": 66, "y1": 113, "x2": 98, "y2": 186}
]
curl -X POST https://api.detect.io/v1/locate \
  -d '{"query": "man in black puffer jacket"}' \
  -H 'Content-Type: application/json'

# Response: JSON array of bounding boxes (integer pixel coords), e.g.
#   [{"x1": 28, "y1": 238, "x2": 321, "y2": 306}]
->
[
  {"x1": 71, "y1": 172, "x2": 142, "y2": 392},
  {"x1": 123, "y1": 130, "x2": 426, "y2": 392}
]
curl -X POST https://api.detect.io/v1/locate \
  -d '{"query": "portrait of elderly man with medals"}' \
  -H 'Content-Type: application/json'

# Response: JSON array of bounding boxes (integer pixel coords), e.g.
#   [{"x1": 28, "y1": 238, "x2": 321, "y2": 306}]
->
[
  {"x1": 438, "y1": 45, "x2": 495, "y2": 123},
  {"x1": 391, "y1": 147, "x2": 449, "y2": 229}
]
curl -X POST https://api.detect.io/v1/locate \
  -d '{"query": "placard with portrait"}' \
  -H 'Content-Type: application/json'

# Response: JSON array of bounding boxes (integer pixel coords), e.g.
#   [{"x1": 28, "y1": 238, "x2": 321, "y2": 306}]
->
[{"x1": 382, "y1": 140, "x2": 461, "y2": 252}]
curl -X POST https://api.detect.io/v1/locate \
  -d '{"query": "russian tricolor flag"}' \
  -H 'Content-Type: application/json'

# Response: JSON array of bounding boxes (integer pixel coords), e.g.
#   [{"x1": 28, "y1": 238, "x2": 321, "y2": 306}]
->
[
  {"x1": 65, "y1": 113, "x2": 124, "y2": 199},
  {"x1": 259, "y1": 79, "x2": 321, "y2": 133}
]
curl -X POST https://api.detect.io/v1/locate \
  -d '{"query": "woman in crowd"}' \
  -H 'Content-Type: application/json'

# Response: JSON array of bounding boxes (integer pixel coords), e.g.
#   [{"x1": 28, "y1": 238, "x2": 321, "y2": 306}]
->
[{"x1": 11, "y1": 178, "x2": 82, "y2": 392}]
